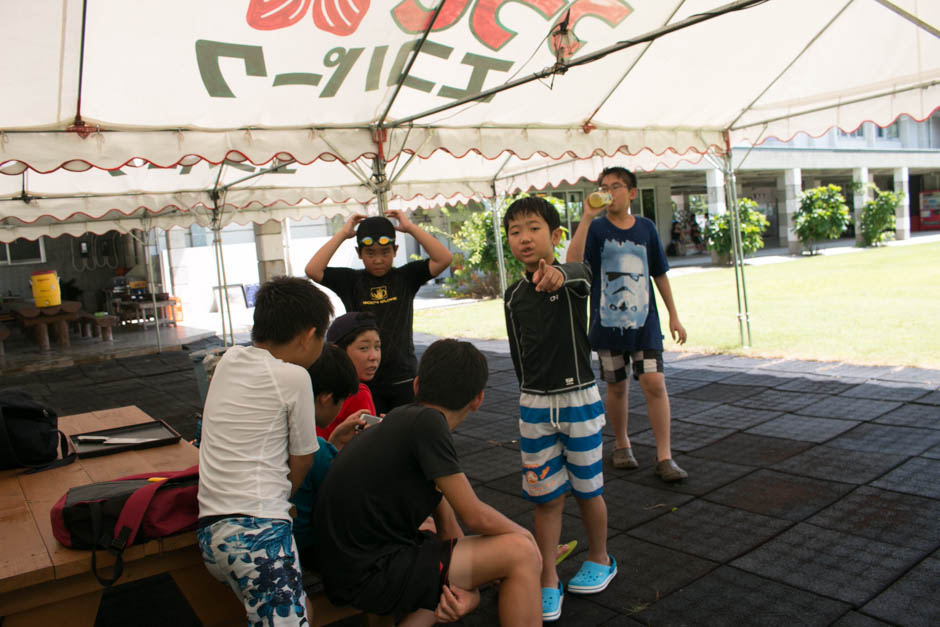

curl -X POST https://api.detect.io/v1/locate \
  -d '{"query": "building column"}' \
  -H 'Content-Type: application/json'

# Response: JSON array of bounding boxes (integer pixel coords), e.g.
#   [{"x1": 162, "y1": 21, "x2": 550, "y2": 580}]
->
[
  {"x1": 893, "y1": 167, "x2": 911, "y2": 240},
  {"x1": 253, "y1": 221, "x2": 287, "y2": 283},
  {"x1": 654, "y1": 182, "x2": 673, "y2": 238},
  {"x1": 706, "y1": 168, "x2": 726, "y2": 217},
  {"x1": 779, "y1": 168, "x2": 802, "y2": 254},
  {"x1": 853, "y1": 167, "x2": 869, "y2": 245}
]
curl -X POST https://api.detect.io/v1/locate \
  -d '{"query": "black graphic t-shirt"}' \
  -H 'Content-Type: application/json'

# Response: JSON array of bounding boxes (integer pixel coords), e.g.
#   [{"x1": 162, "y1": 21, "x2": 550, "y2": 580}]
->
[{"x1": 321, "y1": 259, "x2": 432, "y2": 384}]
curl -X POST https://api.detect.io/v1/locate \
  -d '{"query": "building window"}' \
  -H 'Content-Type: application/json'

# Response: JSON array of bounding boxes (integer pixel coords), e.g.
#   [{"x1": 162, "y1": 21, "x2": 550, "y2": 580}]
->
[
  {"x1": 838, "y1": 127, "x2": 864, "y2": 138},
  {"x1": 876, "y1": 123, "x2": 900, "y2": 139},
  {"x1": 0, "y1": 238, "x2": 46, "y2": 265},
  {"x1": 640, "y1": 189, "x2": 656, "y2": 221}
]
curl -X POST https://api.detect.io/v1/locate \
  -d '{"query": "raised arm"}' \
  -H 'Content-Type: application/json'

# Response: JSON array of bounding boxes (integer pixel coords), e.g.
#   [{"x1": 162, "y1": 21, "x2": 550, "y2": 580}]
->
[
  {"x1": 386, "y1": 209, "x2": 453, "y2": 277},
  {"x1": 304, "y1": 213, "x2": 365, "y2": 282},
  {"x1": 653, "y1": 273, "x2": 687, "y2": 345},
  {"x1": 565, "y1": 199, "x2": 604, "y2": 263}
]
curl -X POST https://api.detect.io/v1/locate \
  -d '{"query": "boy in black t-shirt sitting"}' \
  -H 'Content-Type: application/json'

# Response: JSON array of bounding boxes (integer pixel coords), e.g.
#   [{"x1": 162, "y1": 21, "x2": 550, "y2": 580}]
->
[
  {"x1": 305, "y1": 211, "x2": 452, "y2": 415},
  {"x1": 312, "y1": 340, "x2": 542, "y2": 626}
]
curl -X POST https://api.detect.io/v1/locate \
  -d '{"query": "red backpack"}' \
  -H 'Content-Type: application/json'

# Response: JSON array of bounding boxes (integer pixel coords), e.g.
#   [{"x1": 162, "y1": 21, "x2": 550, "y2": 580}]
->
[{"x1": 50, "y1": 465, "x2": 199, "y2": 586}]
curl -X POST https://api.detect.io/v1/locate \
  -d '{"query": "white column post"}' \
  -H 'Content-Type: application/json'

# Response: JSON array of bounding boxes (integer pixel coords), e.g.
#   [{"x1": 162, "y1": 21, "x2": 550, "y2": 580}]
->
[
  {"x1": 853, "y1": 167, "x2": 869, "y2": 245},
  {"x1": 780, "y1": 169, "x2": 802, "y2": 254},
  {"x1": 253, "y1": 221, "x2": 287, "y2": 283},
  {"x1": 706, "y1": 168, "x2": 726, "y2": 216},
  {"x1": 893, "y1": 167, "x2": 911, "y2": 240},
  {"x1": 706, "y1": 168, "x2": 726, "y2": 264}
]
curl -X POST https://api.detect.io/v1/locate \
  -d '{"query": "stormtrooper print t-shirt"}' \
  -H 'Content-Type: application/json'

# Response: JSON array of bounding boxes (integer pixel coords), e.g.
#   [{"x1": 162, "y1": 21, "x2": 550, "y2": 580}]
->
[{"x1": 583, "y1": 215, "x2": 668, "y2": 352}]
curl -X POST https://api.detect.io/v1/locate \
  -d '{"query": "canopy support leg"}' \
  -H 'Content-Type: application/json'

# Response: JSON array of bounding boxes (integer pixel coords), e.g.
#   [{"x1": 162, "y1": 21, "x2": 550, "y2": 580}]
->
[{"x1": 722, "y1": 150, "x2": 752, "y2": 349}]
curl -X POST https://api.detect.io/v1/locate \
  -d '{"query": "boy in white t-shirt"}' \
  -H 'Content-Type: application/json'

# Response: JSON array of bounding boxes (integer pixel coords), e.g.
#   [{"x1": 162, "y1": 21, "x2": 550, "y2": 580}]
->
[{"x1": 197, "y1": 276, "x2": 333, "y2": 625}]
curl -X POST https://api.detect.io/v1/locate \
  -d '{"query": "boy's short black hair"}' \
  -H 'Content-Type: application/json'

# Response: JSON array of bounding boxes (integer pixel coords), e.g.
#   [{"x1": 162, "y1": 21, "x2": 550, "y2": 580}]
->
[
  {"x1": 308, "y1": 344, "x2": 359, "y2": 401},
  {"x1": 251, "y1": 276, "x2": 333, "y2": 345},
  {"x1": 598, "y1": 166, "x2": 637, "y2": 189},
  {"x1": 415, "y1": 339, "x2": 488, "y2": 410},
  {"x1": 502, "y1": 196, "x2": 561, "y2": 233}
]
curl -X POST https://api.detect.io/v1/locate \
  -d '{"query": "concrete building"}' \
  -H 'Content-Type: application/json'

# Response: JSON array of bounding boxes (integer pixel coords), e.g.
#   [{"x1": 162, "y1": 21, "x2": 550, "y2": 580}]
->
[{"x1": 542, "y1": 113, "x2": 940, "y2": 255}]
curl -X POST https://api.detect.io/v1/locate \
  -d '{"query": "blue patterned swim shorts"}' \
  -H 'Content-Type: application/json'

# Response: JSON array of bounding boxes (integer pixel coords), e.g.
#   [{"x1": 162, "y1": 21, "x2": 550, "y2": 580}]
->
[{"x1": 198, "y1": 516, "x2": 308, "y2": 626}]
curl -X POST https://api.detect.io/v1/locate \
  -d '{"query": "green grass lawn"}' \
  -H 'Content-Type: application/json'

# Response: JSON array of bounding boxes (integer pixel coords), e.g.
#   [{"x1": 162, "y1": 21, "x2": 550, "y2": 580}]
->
[{"x1": 414, "y1": 242, "x2": 940, "y2": 368}]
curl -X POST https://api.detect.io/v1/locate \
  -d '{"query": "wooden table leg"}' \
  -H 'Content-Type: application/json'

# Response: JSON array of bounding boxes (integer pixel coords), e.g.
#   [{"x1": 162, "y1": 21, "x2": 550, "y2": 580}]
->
[
  {"x1": 54, "y1": 320, "x2": 71, "y2": 348},
  {"x1": 169, "y1": 563, "x2": 245, "y2": 627},
  {"x1": 35, "y1": 322, "x2": 51, "y2": 351},
  {"x1": 1, "y1": 588, "x2": 102, "y2": 627}
]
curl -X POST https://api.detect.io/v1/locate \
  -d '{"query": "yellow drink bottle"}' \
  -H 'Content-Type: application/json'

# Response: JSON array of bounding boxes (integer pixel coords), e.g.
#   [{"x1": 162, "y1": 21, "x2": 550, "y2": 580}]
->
[{"x1": 588, "y1": 191, "x2": 612, "y2": 209}]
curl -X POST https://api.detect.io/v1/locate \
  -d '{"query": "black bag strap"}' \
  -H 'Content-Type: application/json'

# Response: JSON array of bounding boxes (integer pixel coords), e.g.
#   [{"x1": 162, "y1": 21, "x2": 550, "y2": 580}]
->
[
  {"x1": 89, "y1": 502, "x2": 125, "y2": 587},
  {"x1": 24, "y1": 430, "x2": 77, "y2": 474}
]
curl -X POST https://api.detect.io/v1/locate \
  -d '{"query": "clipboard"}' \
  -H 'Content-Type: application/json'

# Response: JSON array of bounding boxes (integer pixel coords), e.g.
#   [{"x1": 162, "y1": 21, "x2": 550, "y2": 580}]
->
[{"x1": 70, "y1": 420, "x2": 182, "y2": 458}]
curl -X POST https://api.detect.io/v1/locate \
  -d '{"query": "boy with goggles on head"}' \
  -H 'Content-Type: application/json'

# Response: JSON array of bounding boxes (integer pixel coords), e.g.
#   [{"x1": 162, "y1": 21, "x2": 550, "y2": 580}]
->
[{"x1": 306, "y1": 210, "x2": 453, "y2": 414}]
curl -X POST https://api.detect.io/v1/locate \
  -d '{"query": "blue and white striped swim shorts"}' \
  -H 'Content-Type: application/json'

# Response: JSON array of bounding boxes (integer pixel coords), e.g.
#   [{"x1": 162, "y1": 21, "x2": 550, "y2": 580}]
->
[{"x1": 519, "y1": 385, "x2": 606, "y2": 503}]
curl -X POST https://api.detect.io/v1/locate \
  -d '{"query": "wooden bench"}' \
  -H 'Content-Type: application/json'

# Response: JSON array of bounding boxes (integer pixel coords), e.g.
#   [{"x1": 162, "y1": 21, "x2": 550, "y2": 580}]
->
[
  {"x1": 75, "y1": 312, "x2": 120, "y2": 341},
  {"x1": 7, "y1": 301, "x2": 81, "y2": 350},
  {"x1": 0, "y1": 406, "x2": 390, "y2": 627}
]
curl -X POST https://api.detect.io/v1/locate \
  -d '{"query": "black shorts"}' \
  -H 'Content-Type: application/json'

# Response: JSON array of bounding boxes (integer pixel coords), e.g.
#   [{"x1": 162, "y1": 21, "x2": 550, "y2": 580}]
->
[{"x1": 348, "y1": 532, "x2": 456, "y2": 616}]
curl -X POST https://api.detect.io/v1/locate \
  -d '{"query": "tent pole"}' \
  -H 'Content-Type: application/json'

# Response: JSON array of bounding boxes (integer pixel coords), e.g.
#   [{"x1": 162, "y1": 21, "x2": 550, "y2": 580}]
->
[
  {"x1": 145, "y1": 228, "x2": 162, "y2": 352},
  {"x1": 372, "y1": 158, "x2": 389, "y2": 216},
  {"x1": 375, "y1": 0, "x2": 446, "y2": 128},
  {"x1": 386, "y1": 0, "x2": 768, "y2": 128},
  {"x1": 217, "y1": 227, "x2": 235, "y2": 346},
  {"x1": 488, "y1": 182, "x2": 508, "y2": 296},
  {"x1": 211, "y1": 220, "x2": 228, "y2": 347},
  {"x1": 723, "y1": 150, "x2": 752, "y2": 348}
]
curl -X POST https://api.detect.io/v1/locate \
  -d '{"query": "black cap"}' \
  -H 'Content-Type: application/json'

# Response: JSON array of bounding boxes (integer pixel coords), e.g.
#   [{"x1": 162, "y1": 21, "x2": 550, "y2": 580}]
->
[
  {"x1": 356, "y1": 216, "x2": 396, "y2": 247},
  {"x1": 326, "y1": 312, "x2": 379, "y2": 346}
]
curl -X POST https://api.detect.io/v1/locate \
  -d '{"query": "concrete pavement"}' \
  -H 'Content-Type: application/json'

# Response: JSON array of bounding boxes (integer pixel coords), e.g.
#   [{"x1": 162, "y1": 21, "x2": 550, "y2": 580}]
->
[{"x1": 7, "y1": 335, "x2": 938, "y2": 626}]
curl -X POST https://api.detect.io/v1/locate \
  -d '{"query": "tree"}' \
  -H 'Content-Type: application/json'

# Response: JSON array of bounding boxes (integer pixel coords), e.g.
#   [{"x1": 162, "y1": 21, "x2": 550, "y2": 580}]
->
[
  {"x1": 443, "y1": 194, "x2": 567, "y2": 299},
  {"x1": 794, "y1": 185, "x2": 851, "y2": 254},
  {"x1": 703, "y1": 197, "x2": 769, "y2": 259},
  {"x1": 859, "y1": 185, "x2": 900, "y2": 247}
]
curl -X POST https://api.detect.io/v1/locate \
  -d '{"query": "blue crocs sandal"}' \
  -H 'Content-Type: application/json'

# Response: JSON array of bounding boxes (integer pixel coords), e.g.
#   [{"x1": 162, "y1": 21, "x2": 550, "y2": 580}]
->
[
  {"x1": 542, "y1": 582, "x2": 564, "y2": 622},
  {"x1": 567, "y1": 555, "x2": 617, "y2": 594}
]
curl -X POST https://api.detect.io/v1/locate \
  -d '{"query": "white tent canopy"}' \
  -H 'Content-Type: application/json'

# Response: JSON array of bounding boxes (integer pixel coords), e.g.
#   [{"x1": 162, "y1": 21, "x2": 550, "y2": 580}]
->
[
  {"x1": 2, "y1": 0, "x2": 936, "y2": 349},
  {"x1": 2, "y1": 0, "x2": 937, "y2": 174},
  {"x1": 0, "y1": 145, "x2": 701, "y2": 240}
]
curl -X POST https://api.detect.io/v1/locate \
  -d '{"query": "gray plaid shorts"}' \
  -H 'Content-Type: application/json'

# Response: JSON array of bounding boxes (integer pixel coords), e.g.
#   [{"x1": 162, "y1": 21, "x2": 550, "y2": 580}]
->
[{"x1": 596, "y1": 349, "x2": 664, "y2": 383}]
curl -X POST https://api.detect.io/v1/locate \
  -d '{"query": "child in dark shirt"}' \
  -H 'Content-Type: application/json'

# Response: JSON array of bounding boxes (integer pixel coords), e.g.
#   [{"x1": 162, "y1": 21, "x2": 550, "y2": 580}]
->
[
  {"x1": 305, "y1": 211, "x2": 452, "y2": 414},
  {"x1": 503, "y1": 197, "x2": 616, "y2": 622},
  {"x1": 313, "y1": 340, "x2": 542, "y2": 626}
]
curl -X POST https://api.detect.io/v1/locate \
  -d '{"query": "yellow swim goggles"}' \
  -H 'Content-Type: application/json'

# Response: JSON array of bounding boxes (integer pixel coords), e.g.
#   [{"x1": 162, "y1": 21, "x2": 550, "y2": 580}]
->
[{"x1": 359, "y1": 235, "x2": 393, "y2": 246}]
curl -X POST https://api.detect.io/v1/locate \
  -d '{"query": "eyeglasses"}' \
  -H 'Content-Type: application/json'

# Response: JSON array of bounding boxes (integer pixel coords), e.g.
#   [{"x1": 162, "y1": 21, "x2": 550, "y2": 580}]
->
[
  {"x1": 598, "y1": 183, "x2": 627, "y2": 193},
  {"x1": 359, "y1": 236, "x2": 392, "y2": 246}
]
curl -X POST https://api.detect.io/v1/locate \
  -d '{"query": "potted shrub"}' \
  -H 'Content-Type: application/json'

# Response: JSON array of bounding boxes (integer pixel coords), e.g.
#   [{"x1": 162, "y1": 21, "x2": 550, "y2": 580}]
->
[
  {"x1": 794, "y1": 185, "x2": 850, "y2": 254},
  {"x1": 443, "y1": 194, "x2": 567, "y2": 298},
  {"x1": 859, "y1": 185, "x2": 900, "y2": 247},
  {"x1": 703, "y1": 197, "x2": 770, "y2": 264}
]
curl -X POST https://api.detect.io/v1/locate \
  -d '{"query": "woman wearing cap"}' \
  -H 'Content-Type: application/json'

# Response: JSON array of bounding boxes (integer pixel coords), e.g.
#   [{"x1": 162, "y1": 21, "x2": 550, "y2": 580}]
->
[{"x1": 318, "y1": 312, "x2": 381, "y2": 438}]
